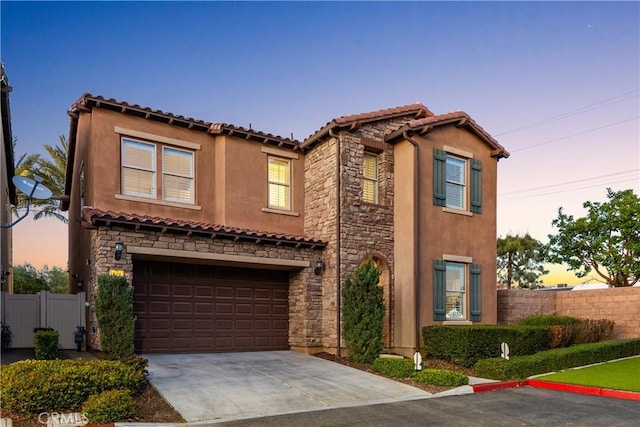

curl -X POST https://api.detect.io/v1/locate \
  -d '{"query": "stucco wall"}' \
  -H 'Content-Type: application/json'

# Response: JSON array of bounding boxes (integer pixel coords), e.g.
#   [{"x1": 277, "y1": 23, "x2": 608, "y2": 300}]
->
[{"x1": 498, "y1": 288, "x2": 640, "y2": 339}]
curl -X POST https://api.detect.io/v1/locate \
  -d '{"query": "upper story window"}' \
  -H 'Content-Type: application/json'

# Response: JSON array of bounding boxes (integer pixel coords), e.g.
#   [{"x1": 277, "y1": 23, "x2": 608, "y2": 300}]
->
[
  {"x1": 433, "y1": 148, "x2": 482, "y2": 214},
  {"x1": 267, "y1": 156, "x2": 290, "y2": 210},
  {"x1": 122, "y1": 139, "x2": 156, "y2": 198},
  {"x1": 363, "y1": 152, "x2": 378, "y2": 204},
  {"x1": 446, "y1": 155, "x2": 466, "y2": 209},
  {"x1": 162, "y1": 147, "x2": 194, "y2": 204},
  {"x1": 121, "y1": 137, "x2": 195, "y2": 205}
]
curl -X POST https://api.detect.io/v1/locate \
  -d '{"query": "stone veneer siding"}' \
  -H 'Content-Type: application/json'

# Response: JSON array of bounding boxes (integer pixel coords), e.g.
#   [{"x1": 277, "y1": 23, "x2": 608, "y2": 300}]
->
[
  {"x1": 304, "y1": 116, "x2": 417, "y2": 351},
  {"x1": 87, "y1": 226, "x2": 323, "y2": 351},
  {"x1": 498, "y1": 288, "x2": 640, "y2": 339}
]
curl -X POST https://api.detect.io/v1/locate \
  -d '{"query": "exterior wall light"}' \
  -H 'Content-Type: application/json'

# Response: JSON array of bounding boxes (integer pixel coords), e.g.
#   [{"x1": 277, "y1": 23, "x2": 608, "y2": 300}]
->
[
  {"x1": 115, "y1": 240, "x2": 124, "y2": 261},
  {"x1": 314, "y1": 259, "x2": 324, "y2": 276}
]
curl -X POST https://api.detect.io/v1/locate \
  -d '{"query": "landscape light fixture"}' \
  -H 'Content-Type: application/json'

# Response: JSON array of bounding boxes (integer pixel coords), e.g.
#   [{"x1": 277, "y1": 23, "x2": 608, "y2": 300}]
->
[
  {"x1": 114, "y1": 240, "x2": 124, "y2": 261},
  {"x1": 314, "y1": 259, "x2": 324, "y2": 276}
]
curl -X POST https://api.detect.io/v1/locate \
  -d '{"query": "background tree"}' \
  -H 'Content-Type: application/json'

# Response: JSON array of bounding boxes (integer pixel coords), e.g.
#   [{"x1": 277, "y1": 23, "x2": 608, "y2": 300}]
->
[
  {"x1": 546, "y1": 188, "x2": 640, "y2": 287},
  {"x1": 13, "y1": 135, "x2": 68, "y2": 223},
  {"x1": 12, "y1": 263, "x2": 67, "y2": 294},
  {"x1": 497, "y1": 234, "x2": 548, "y2": 288},
  {"x1": 341, "y1": 258, "x2": 384, "y2": 363}
]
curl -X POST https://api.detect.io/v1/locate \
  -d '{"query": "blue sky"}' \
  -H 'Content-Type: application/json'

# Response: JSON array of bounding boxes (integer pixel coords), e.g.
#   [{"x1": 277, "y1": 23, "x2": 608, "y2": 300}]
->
[{"x1": 2, "y1": 1, "x2": 639, "y2": 284}]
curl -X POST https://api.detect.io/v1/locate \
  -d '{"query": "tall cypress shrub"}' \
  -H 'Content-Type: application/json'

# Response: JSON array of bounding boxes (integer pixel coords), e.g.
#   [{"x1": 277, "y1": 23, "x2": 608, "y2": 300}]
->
[
  {"x1": 95, "y1": 275, "x2": 135, "y2": 359},
  {"x1": 341, "y1": 258, "x2": 384, "y2": 363}
]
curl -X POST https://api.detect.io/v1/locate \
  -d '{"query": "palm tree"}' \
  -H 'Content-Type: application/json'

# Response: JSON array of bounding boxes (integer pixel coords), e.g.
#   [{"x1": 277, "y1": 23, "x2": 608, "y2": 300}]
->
[
  {"x1": 13, "y1": 135, "x2": 68, "y2": 223},
  {"x1": 32, "y1": 135, "x2": 68, "y2": 223}
]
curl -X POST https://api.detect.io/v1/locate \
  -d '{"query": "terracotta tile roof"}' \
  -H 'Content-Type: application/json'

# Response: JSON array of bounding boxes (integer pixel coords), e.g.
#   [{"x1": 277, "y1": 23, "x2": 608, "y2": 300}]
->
[
  {"x1": 81, "y1": 207, "x2": 326, "y2": 249},
  {"x1": 386, "y1": 111, "x2": 510, "y2": 159},
  {"x1": 301, "y1": 103, "x2": 433, "y2": 150},
  {"x1": 68, "y1": 93, "x2": 301, "y2": 148}
]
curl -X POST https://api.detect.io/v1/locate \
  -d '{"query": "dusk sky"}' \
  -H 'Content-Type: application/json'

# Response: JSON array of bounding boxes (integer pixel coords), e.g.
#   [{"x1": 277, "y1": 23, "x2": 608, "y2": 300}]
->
[{"x1": 2, "y1": 1, "x2": 639, "y2": 285}]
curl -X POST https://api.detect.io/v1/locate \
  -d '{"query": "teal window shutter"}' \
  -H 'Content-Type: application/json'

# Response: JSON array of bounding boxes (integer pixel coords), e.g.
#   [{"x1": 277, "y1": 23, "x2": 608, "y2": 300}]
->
[
  {"x1": 470, "y1": 263, "x2": 481, "y2": 322},
  {"x1": 433, "y1": 148, "x2": 446, "y2": 206},
  {"x1": 433, "y1": 259, "x2": 446, "y2": 321},
  {"x1": 470, "y1": 159, "x2": 482, "y2": 214}
]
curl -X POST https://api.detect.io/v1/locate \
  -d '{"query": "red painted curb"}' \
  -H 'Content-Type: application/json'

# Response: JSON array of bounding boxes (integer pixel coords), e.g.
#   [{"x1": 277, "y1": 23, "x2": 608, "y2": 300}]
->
[
  {"x1": 472, "y1": 380, "x2": 523, "y2": 393},
  {"x1": 526, "y1": 379, "x2": 640, "y2": 401}
]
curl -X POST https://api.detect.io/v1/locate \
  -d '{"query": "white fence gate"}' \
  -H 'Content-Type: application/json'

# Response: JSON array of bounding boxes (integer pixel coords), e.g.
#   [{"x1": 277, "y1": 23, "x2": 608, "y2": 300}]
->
[{"x1": 1, "y1": 291, "x2": 86, "y2": 349}]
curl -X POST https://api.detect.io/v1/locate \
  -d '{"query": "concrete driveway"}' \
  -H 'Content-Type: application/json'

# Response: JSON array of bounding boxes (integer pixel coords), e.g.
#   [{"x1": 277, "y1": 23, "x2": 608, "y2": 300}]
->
[{"x1": 143, "y1": 351, "x2": 435, "y2": 423}]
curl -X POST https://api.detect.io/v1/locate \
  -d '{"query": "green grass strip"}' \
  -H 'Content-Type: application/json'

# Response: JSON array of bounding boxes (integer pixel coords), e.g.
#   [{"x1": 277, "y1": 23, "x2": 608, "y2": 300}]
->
[{"x1": 537, "y1": 357, "x2": 640, "y2": 392}]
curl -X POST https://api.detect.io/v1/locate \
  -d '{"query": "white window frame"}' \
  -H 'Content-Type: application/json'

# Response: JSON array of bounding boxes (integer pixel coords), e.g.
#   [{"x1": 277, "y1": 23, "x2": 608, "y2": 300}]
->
[
  {"x1": 363, "y1": 152, "x2": 379, "y2": 204},
  {"x1": 445, "y1": 262, "x2": 467, "y2": 321},
  {"x1": 446, "y1": 155, "x2": 467, "y2": 210},
  {"x1": 267, "y1": 156, "x2": 291, "y2": 211},
  {"x1": 162, "y1": 146, "x2": 194, "y2": 204},
  {"x1": 121, "y1": 138, "x2": 156, "y2": 199}
]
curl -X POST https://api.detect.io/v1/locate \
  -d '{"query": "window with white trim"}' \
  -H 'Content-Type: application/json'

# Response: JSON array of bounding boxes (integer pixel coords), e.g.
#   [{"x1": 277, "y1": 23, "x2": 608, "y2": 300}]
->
[
  {"x1": 122, "y1": 139, "x2": 156, "y2": 198},
  {"x1": 267, "y1": 156, "x2": 291, "y2": 210},
  {"x1": 121, "y1": 137, "x2": 195, "y2": 204},
  {"x1": 446, "y1": 155, "x2": 466, "y2": 210},
  {"x1": 445, "y1": 262, "x2": 466, "y2": 320},
  {"x1": 162, "y1": 147, "x2": 194, "y2": 203},
  {"x1": 363, "y1": 152, "x2": 378, "y2": 204}
]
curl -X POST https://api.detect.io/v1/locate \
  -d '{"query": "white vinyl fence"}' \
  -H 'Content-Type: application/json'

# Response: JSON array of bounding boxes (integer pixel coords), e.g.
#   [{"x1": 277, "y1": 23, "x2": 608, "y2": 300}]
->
[{"x1": 1, "y1": 291, "x2": 86, "y2": 349}]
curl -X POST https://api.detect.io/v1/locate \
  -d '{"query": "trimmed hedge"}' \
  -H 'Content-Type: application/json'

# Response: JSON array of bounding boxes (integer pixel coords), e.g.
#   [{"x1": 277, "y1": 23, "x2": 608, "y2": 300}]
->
[
  {"x1": 83, "y1": 389, "x2": 135, "y2": 424},
  {"x1": 474, "y1": 338, "x2": 640, "y2": 380},
  {"x1": 0, "y1": 359, "x2": 146, "y2": 417},
  {"x1": 413, "y1": 369, "x2": 469, "y2": 387},
  {"x1": 423, "y1": 325, "x2": 548, "y2": 367},
  {"x1": 34, "y1": 329, "x2": 59, "y2": 360},
  {"x1": 519, "y1": 315, "x2": 580, "y2": 326},
  {"x1": 372, "y1": 358, "x2": 416, "y2": 378},
  {"x1": 372, "y1": 357, "x2": 469, "y2": 387}
]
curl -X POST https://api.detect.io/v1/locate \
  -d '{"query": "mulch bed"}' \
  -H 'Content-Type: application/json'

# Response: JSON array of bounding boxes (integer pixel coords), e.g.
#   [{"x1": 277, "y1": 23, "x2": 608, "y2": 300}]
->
[{"x1": 313, "y1": 352, "x2": 474, "y2": 395}]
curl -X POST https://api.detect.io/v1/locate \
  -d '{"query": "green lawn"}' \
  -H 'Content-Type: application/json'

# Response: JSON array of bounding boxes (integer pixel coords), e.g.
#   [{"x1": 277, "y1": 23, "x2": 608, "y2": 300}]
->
[{"x1": 538, "y1": 357, "x2": 640, "y2": 392}]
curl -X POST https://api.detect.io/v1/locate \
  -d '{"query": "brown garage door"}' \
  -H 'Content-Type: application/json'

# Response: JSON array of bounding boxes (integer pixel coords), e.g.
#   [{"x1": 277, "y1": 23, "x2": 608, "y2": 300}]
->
[{"x1": 133, "y1": 261, "x2": 289, "y2": 353}]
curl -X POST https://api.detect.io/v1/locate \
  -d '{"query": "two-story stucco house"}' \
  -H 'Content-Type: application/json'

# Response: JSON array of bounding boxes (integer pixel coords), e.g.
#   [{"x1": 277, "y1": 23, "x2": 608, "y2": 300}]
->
[
  {"x1": 61, "y1": 94, "x2": 508, "y2": 357},
  {"x1": 1, "y1": 64, "x2": 17, "y2": 293}
]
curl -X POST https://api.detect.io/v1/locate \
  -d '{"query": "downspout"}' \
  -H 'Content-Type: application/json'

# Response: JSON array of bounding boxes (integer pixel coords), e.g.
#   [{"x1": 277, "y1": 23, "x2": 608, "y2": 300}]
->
[
  {"x1": 403, "y1": 131, "x2": 421, "y2": 356},
  {"x1": 329, "y1": 129, "x2": 342, "y2": 357},
  {"x1": 330, "y1": 128, "x2": 342, "y2": 357}
]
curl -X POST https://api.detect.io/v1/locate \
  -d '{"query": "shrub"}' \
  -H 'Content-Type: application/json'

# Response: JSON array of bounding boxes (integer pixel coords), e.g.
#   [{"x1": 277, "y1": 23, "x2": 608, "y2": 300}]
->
[
  {"x1": 83, "y1": 389, "x2": 135, "y2": 424},
  {"x1": 413, "y1": 369, "x2": 469, "y2": 387},
  {"x1": 521, "y1": 317, "x2": 615, "y2": 349},
  {"x1": 474, "y1": 338, "x2": 640, "y2": 380},
  {"x1": 341, "y1": 258, "x2": 385, "y2": 364},
  {"x1": 423, "y1": 325, "x2": 548, "y2": 367},
  {"x1": 34, "y1": 329, "x2": 59, "y2": 360},
  {"x1": 568, "y1": 319, "x2": 615, "y2": 345},
  {"x1": 372, "y1": 358, "x2": 415, "y2": 378},
  {"x1": 0, "y1": 359, "x2": 146, "y2": 417},
  {"x1": 95, "y1": 275, "x2": 135, "y2": 359},
  {"x1": 519, "y1": 315, "x2": 580, "y2": 327}
]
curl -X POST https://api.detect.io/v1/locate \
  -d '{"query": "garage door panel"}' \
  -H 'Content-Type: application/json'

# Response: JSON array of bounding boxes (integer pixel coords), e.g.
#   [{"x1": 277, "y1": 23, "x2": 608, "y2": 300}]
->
[
  {"x1": 235, "y1": 288, "x2": 252, "y2": 299},
  {"x1": 174, "y1": 285, "x2": 193, "y2": 297},
  {"x1": 150, "y1": 301, "x2": 170, "y2": 314},
  {"x1": 173, "y1": 302, "x2": 193, "y2": 314},
  {"x1": 236, "y1": 319, "x2": 252, "y2": 330},
  {"x1": 149, "y1": 283, "x2": 170, "y2": 297},
  {"x1": 134, "y1": 261, "x2": 289, "y2": 353},
  {"x1": 216, "y1": 287, "x2": 233, "y2": 299},
  {"x1": 273, "y1": 304, "x2": 288, "y2": 315}
]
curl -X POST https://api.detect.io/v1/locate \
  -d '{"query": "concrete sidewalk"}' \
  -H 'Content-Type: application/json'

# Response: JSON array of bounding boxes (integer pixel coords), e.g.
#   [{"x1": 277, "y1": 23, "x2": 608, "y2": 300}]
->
[{"x1": 139, "y1": 351, "x2": 433, "y2": 424}]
